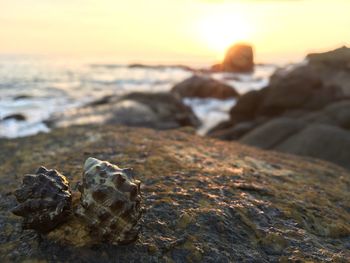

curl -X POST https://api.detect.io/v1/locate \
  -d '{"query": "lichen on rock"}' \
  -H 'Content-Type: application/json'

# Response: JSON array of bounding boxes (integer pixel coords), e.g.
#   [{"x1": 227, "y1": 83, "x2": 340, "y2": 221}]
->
[{"x1": 2, "y1": 126, "x2": 350, "y2": 262}]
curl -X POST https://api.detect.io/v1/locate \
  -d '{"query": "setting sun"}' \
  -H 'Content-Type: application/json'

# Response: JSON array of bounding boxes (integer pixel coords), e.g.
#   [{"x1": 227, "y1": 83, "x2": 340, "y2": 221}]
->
[{"x1": 196, "y1": 12, "x2": 252, "y2": 58}]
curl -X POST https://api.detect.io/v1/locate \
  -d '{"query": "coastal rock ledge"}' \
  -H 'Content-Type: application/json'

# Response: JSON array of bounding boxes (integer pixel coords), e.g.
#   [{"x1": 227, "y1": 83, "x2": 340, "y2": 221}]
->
[{"x1": 0, "y1": 125, "x2": 349, "y2": 262}]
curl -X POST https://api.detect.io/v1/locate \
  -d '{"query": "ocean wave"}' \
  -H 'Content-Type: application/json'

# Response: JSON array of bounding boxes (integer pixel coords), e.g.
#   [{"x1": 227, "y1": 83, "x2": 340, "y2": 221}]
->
[{"x1": 0, "y1": 57, "x2": 276, "y2": 138}]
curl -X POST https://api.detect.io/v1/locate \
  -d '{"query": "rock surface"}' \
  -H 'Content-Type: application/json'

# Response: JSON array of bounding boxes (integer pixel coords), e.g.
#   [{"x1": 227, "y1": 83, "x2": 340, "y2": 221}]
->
[
  {"x1": 0, "y1": 125, "x2": 349, "y2": 262},
  {"x1": 46, "y1": 92, "x2": 200, "y2": 130},
  {"x1": 171, "y1": 75, "x2": 239, "y2": 99}
]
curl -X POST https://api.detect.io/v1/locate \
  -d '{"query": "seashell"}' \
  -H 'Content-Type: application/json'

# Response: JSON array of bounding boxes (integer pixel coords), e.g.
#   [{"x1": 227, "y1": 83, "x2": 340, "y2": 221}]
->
[
  {"x1": 12, "y1": 166, "x2": 72, "y2": 233},
  {"x1": 75, "y1": 157, "x2": 142, "y2": 245}
]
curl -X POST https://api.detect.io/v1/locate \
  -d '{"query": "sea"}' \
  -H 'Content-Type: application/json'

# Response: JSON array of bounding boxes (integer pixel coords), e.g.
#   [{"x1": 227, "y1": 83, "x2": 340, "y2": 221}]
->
[{"x1": 0, "y1": 55, "x2": 277, "y2": 138}]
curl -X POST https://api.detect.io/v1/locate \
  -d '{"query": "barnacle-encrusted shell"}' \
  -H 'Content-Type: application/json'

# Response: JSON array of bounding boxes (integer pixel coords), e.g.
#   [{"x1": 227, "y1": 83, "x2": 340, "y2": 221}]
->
[
  {"x1": 75, "y1": 157, "x2": 142, "y2": 244},
  {"x1": 12, "y1": 167, "x2": 72, "y2": 233}
]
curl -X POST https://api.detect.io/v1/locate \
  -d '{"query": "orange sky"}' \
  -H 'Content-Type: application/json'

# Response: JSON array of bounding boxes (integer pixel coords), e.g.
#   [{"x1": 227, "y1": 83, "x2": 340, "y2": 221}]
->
[{"x1": 0, "y1": 0, "x2": 349, "y2": 64}]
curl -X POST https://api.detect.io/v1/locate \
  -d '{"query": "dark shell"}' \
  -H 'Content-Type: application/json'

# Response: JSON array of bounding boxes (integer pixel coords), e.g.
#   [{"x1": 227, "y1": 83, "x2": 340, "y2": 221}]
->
[
  {"x1": 12, "y1": 166, "x2": 72, "y2": 233},
  {"x1": 75, "y1": 157, "x2": 142, "y2": 245}
]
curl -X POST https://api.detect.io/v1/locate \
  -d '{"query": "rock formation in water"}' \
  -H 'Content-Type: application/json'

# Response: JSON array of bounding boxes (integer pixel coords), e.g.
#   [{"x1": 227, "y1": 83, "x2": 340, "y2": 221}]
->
[
  {"x1": 211, "y1": 43, "x2": 254, "y2": 73},
  {"x1": 171, "y1": 75, "x2": 239, "y2": 99},
  {"x1": 45, "y1": 92, "x2": 200, "y2": 130}
]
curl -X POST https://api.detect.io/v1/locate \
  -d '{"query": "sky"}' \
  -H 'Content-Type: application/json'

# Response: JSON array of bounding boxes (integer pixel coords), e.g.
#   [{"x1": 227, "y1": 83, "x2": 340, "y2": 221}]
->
[{"x1": 1, "y1": 0, "x2": 350, "y2": 64}]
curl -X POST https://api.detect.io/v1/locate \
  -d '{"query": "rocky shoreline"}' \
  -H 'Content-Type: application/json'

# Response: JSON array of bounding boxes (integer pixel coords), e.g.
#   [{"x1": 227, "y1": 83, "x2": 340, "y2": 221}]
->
[
  {"x1": 1, "y1": 46, "x2": 350, "y2": 262},
  {"x1": 1, "y1": 125, "x2": 350, "y2": 262},
  {"x1": 42, "y1": 46, "x2": 350, "y2": 171},
  {"x1": 209, "y1": 46, "x2": 350, "y2": 170}
]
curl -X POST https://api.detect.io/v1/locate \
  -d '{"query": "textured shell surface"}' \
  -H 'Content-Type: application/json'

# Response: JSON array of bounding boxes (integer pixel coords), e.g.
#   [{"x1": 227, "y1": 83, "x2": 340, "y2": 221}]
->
[
  {"x1": 76, "y1": 157, "x2": 142, "y2": 245},
  {"x1": 12, "y1": 166, "x2": 72, "y2": 233}
]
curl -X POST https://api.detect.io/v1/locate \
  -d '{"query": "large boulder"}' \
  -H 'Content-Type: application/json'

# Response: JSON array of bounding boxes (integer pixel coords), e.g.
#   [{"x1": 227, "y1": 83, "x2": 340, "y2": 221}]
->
[
  {"x1": 259, "y1": 67, "x2": 344, "y2": 116},
  {"x1": 222, "y1": 44, "x2": 254, "y2": 72},
  {"x1": 236, "y1": 100, "x2": 350, "y2": 170},
  {"x1": 171, "y1": 75, "x2": 239, "y2": 99},
  {"x1": 276, "y1": 124, "x2": 350, "y2": 170},
  {"x1": 207, "y1": 89, "x2": 267, "y2": 138},
  {"x1": 230, "y1": 89, "x2": 267, "y2": 122},
  {"x1": 209, "y1": 47, "x2": 350, "y2": 170},
  {"x1": 46, "y1": 92, "x2": 200, "y2": 130},
  {"x1": 240, "y1": 118, "x2": 306, "y2": 149},
  {"x1": 1, "y1": 125, "x2": 349, "y2": 262},
  {"x1": 305, "y1": 46, "x2": 350, "y2": 96},
  {"x1": 220, "y1": 46, "x2": 350, "y2": 129},
  {"x1": 307, "y1": 46, "x2": 350, "y2": 70},
  {"x1": 301, "y1": 100, "x2": 350, "y2": 129}
]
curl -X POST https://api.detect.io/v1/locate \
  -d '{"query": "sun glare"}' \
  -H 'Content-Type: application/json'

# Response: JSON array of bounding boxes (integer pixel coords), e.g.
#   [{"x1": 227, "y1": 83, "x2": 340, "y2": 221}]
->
[{"x1": 196, "y1": 12, "x2": 252, "y2": 59}]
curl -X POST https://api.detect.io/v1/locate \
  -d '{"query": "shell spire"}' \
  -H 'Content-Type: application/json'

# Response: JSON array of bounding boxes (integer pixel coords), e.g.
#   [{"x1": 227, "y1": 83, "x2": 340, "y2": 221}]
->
[{"x1": 75, "y1": 157, "x2": 142, "y2": 244}]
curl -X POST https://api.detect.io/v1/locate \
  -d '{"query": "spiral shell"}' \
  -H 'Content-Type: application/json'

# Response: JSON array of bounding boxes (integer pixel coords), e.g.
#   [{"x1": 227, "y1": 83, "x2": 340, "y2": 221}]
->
[
  {"x1": 75, "y1": 157, "x2": 142, "y2": 244},
  {"x1": 12, "y1": 166, "x2": 72, "y2": 233}
]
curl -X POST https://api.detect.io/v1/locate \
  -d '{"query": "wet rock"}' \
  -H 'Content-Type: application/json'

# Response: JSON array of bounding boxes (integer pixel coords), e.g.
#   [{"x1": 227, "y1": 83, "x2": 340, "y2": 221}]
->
[
  {"x1": 2, "y1": 113, "x2": 26, "y2": 121},
  {"x1": 75, "y1": 157, "x2": 142, "y2": 245},
  {"x1": 12, "y1": 167, "x2": 72, "y2": 233},
  {"x1": 46, "y1": 92, "x2": 200, "y2": 130},
  {"x1": 171, "y1": 75, "x2": 239, "y2": 99},
  {"x1": 13, "y1": 95, "x2": 32, "y2": 100},
  {"x1": 120, "y1": 92, "x2": 200, "y2": 128}
]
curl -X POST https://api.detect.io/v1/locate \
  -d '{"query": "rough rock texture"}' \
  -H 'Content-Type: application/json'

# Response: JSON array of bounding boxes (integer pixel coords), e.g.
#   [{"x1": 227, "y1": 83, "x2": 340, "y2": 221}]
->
[
  {"x1": 46, "y1": 92, "x2": 200, "y2": 130},
  {"x1": 0, "y1": 125, "x2": 349, "y2": 262},
  {"x1": 75, "y1": 157, "x2": 142, "y2": 245},
  {"x1": 171, "y1": 75, "x2": 239, "y2": 99},
  {"x1": 212, "y1": 44, "x2": 254, "y2": 72},
  {"x1": 12, "y1": 167, "x2": 72, "y2": 233}
]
